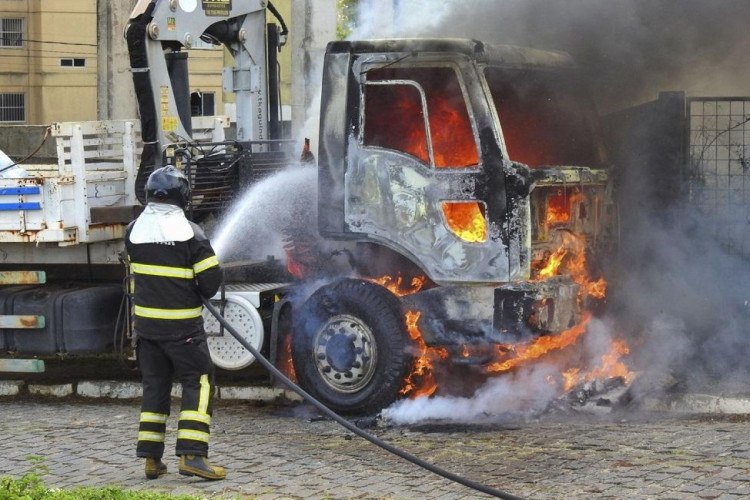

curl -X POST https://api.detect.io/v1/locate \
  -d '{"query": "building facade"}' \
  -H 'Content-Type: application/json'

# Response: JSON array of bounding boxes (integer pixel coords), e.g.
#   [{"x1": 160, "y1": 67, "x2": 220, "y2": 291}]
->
[
  {"x1": 0, "y1": 0, "x2": 300, "y2": 126},
  {"x1": 0, "y1": 0, "x2": 99, "y2": 124}
]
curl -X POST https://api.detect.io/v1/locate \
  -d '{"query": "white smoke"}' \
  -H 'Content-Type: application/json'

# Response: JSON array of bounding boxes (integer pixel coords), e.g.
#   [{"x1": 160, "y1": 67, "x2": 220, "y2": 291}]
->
[
  {"x1": 385, "y1": 318, "x2": 631, "y2": 424},
  {"x1": 384, "y1": 364, "x2": 559, "y2": 425},
  {"x1": 348, "y1": 0, "x2": 453, "y2": 40}
]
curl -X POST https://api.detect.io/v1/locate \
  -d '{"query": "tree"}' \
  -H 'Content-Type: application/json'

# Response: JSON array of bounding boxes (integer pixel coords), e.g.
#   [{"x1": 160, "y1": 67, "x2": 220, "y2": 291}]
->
[{"x1": 337, "y1": 0, "x2": 358, "y2": 39}]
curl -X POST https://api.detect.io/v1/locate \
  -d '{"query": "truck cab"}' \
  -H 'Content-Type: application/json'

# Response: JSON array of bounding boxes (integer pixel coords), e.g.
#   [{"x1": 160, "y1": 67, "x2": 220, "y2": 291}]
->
[{"x1": 288, "y1": 39, "x2": 615, "y2": 413}]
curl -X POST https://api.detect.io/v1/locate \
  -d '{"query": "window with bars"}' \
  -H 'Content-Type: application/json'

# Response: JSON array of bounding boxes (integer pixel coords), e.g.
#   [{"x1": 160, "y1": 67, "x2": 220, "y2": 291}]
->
[
  {"x1": 0, "y1": 93, "x2": 25, "y2": 122},
  {"x1": 60, "y1": 58, "x2": 86, "y2": 67},
  {"x1": 0, "y1": 18, "x2": 24, "y2": 48}
]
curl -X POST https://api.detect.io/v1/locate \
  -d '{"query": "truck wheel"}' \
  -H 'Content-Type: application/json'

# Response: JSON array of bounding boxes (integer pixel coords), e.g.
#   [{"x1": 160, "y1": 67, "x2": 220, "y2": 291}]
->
[{"x1": 292, "y1": 278, "x2": 414, "y2": 414}]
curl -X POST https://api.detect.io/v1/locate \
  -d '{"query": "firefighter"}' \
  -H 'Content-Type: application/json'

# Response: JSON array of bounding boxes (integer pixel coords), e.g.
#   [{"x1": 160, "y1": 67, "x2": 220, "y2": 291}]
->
[{"x1": 125, "y1": 166, "x2": 226, "y2": 480}]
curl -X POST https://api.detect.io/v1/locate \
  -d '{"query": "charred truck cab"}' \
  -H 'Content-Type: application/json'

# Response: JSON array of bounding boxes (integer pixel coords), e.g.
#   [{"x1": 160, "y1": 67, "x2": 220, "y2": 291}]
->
[{"x1": 291, "y1": 39, "x2": 614, "y2": 413}]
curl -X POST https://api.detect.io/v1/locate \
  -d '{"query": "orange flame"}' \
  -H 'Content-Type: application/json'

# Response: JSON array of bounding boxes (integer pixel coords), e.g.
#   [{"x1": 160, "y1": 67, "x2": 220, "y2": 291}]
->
[
  {"x1": 533, "y1": 231, "x2": 607, "y2": 301},
  {"x1": 442, "y1": 201, "x2": 487, "y2": 243},
  {"x1": 537, "y1": 246, "x2": 568, "y2": 279},
  {"x1": 485, "y1": 313, "x2": 592, "y2": 373},
  {"x1": 545, "y1": 190, "x2": 584, "y2": 228},
  {"x1": 400, "y1": 310, "x2": 447, "y2": 398},
  {"x1": 562, "y1": 339, "x2": 634, "y2": 391},
  {"x1": 370, "y1": 274, "x2": 426, "y2": 296},
  {"x1": 279, "y1": 333, "x2": 297, "y2": 383},
  {"x1": 365, "y1": 67, "x2": 479, "y2": 169},
  {"x1": 368, "y1": 275, "x2": 446, "y2": 398}
]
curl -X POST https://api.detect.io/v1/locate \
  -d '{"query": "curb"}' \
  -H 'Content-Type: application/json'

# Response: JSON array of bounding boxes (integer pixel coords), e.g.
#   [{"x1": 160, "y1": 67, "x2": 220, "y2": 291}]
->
[
  {"x1": 640, "y1": 393, "x2": 750, "y2": 414},
  {"x1": 0, "y1": 379, "x2": 302, "y2": 403},
  {"x1": 5, "y1": 380, "x2": 750, "y2": 414}
]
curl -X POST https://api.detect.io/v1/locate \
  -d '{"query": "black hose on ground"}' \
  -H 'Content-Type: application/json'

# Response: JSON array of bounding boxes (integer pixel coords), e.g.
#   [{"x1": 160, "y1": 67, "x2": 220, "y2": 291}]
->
[{"x1": 201, "y1": 298, "x2": 524, "y2": 500}]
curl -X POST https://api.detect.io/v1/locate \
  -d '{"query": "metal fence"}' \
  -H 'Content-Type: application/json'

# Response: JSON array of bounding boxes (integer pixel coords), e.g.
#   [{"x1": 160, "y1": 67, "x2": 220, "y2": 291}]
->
[{"x1": 687, "y1": 97, "x2": 750, "y2": 260}]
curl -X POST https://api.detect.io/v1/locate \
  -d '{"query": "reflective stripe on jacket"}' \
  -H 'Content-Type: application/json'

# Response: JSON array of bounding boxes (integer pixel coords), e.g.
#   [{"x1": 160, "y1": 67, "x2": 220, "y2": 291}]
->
[{"x1": 125, "y1": 218, "x2": 222, "y2": 340}]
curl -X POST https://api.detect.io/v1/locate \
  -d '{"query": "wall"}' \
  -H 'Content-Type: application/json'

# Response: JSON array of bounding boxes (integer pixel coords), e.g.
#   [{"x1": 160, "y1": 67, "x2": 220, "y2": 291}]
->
[
  {"x1": 290, "y1": 0, "x2": 337, "y2": 147},
  {"x1": 1, "y1": 0, "x2": 336, "y2": 134},
  {"x1": 0, "y1": 124, "x2": 56, "y2": 161},
  {"x1": 0, "y1": 0, "x2": 98, "y2": 124}
]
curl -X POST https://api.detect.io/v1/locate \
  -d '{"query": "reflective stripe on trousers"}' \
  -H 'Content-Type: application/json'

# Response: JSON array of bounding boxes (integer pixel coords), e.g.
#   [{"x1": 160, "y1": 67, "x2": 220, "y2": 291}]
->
[{"x1": 177, "y1": 374, "x2": 212, "y2": 449}]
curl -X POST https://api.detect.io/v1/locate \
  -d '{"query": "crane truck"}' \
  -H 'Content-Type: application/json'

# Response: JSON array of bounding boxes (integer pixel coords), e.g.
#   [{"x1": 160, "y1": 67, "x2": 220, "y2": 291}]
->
[{"x1": 0, "y1": 0, "x2": 615, "y2": 414}]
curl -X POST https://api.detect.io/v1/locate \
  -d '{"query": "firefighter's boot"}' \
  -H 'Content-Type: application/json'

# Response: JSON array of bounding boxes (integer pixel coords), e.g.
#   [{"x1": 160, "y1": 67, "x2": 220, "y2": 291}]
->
[
  {"x1": 178, "y1": 455, "x2": 226, "y2": 480},
  {"x1": 144, "y1": 457, "x2": 167, "y2": 479}
]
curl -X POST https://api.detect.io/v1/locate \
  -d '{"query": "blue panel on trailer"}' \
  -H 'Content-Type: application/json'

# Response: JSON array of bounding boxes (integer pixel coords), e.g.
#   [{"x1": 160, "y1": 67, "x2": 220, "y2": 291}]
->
[
  {"x1": 0, "y1": 187, "x2": 41, "y2": 196},
  {"x1": 0, "y1": 203, "x2": 42, "y2": 211}
]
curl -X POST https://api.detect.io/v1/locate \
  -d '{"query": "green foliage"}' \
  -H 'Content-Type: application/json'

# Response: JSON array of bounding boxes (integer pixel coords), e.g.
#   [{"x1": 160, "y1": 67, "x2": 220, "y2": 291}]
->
[
  {"x1": 0, "y1": 457, "x2": 202, "y2": 500},
  {"x1": 337, "y1": 0, "x2": 359, "y2": 39}
]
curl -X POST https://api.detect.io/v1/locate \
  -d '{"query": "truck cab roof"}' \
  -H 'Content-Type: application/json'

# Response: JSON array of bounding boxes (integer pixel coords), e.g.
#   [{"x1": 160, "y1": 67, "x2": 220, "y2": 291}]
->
[{"x1": 326, "y1": 38, "x2": 575, "y2": 70}]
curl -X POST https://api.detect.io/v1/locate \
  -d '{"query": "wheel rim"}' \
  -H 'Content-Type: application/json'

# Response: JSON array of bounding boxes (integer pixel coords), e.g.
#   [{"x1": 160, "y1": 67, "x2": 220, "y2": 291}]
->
[{"x1": 312, "y1": 314, "x2": 378, "y2": 393}]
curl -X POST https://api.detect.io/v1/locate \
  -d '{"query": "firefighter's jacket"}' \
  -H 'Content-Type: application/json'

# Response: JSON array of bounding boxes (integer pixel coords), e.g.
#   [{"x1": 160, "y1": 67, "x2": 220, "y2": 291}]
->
[{"x1": 125, "y1": 203, "x2": 222, "y2": 341}]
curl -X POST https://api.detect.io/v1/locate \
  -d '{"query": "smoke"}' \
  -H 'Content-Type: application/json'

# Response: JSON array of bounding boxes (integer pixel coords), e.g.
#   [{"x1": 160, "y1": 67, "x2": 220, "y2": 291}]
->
[
  {"x1": 384, "y1": 364, "x2": 559, "y2": 425},
  {"x1": 348, "y1": 0, "x2": 750, "y2": 422},
  {"x1": 385, "y1": 317, "x2": 634, "y2": 424},
  {"x1": 353, "y1": 0, "x2": 750, "y2": 112},
  {"x1": 610, "y1": 203, "x2": 750, "y2": 392}
]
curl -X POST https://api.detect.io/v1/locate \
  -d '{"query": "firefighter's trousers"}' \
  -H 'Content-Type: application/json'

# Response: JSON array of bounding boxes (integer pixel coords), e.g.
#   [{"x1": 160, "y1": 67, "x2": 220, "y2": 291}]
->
[{"x1": 136, "y1": 336, "x2": 215, "y2": 459}]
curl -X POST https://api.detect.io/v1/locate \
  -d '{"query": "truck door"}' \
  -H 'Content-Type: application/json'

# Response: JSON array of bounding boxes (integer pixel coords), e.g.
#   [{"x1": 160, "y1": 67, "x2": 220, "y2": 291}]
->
[{"x1": 345, "y1": 61, "x2": 518, "y2": 284}]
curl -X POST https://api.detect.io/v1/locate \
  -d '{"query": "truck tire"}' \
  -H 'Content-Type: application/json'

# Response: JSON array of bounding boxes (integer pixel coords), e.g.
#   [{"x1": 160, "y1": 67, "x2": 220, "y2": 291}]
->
[{"x1": 292, "y1": 278, "x2": 414, "y2": 414}]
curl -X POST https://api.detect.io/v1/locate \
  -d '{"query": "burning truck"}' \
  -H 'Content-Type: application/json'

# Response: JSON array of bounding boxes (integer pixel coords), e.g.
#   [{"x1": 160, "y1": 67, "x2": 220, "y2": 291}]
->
[
  {"x1": 0, "y1": 0, "x2": 621, "y2": 416},
  {"x1": 268, "y1": 38, "x2": 619, "y2": 413}
]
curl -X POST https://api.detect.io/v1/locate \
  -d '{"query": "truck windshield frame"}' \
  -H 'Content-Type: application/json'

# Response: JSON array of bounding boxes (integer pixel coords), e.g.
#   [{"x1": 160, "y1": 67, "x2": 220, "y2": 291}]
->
[{"x1": 482, "y1": 66, "x2": 608, "y2": 169}]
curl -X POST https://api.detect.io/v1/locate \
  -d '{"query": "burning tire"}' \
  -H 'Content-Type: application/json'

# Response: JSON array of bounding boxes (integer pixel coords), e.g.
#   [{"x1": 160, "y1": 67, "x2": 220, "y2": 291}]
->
[{"x1": 292, "y1": 278, "x2": 414, "y2": 414}]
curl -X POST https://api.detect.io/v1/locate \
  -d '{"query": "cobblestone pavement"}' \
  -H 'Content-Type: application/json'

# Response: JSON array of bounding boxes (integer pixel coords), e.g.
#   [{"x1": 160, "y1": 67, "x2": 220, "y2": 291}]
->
[{"x1": 2, "y1": 398, "x2": 750, "y2": 499}]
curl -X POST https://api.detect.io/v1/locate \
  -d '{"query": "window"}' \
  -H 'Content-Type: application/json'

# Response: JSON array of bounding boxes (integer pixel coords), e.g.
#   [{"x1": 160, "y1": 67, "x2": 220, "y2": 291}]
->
[
  {"x1": 190, "y1": 91, "x2": 215, "y2": 116},
  {"x1": 0, "y1": 93, "x2": 25, "y2": 122},
  {"x1": 60, "y1": 58, "x2": 86, "y2": 67},
  {"x1": 0, "y1": 18, "x2": 24, "y2": 48},
  {"x1": 364, "y1": 66, "x2": 479, "y2": 169},
  {"x1": 484, "y1": 67, "x2": 607, "y2": 168},
  {"x1": 364, "y1": 83, "x2": 429, "y2": 163}
]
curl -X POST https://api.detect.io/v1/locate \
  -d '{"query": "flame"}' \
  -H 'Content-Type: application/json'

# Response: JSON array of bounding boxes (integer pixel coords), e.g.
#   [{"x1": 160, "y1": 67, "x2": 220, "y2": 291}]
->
[
  {"x1": 545, "y1": 190, "x2": 584, "y2": 228},
  {"x1": 365, "y1": 67, "x2": 479, "y2": 169},
  {"x1": 278, "y1": 333, "x2": 297, "y2": 383},
  {"x1": 400, "y1": 310, "x2": 447, "y2": 398},
  {"x1": 429, "y1": 94, "x2": 479, "y2": 168},
  {"x1": 561, "y1": 340, "x2": 633, "y2": 391},
  {"x1": 533, "y1": 231, "x2": 607, "y2": 301},
  {"x1": 562, "y1": 368, "x2": 580, "y2": 390},
  {"x1": 368, "y1": 275, "x2": 446, "y2": 397},
  {"x1": 587, "y1": 278, "x2": 607, "y2": 300},
  {"x1": 441, "y1": 201, "x2": 487, "y2": 243},
  {"x1": 370, "y1": 274, "x2": 426, "y2": 296},
  {"x1": 485, "y1": 313, "x2": 592, "y2": 373},
  {"x1": 537, "y1": 246, "x2": 567, "y2": 279},
  {"x1": 284, "y1": 246, "x2": 305, "y2": 279}
]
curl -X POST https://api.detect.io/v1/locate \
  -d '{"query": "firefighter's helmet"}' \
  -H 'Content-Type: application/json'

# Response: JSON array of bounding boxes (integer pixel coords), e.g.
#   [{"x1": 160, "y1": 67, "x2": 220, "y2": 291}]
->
[{"x1": 145, "y1": 166, "x2": 190, "y2": 208}]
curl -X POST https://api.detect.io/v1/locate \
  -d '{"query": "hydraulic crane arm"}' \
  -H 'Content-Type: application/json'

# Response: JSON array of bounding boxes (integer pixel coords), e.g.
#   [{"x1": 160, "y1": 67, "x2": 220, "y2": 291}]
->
[{"x1": 126, "y1": 0, "x2": 279, "y2": 201}]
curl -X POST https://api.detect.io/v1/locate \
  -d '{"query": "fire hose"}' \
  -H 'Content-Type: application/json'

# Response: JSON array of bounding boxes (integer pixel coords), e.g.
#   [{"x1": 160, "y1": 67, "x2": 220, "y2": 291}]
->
[{"x1": 201, "y1": 298, "x2": 524, "y2": 500}]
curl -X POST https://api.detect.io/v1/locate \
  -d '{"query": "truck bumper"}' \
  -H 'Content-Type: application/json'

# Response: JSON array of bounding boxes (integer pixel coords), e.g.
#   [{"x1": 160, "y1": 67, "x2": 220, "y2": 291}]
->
[{"x1": 402, "y1": 276, "x2": 580, "y2": 349}]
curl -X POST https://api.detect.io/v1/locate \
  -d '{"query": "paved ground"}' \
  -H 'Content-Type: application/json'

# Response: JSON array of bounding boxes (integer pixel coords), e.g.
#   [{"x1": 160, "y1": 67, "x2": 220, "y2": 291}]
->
[{"x1": 2, "y1": 397, "x2": 750, "y2": 499}]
